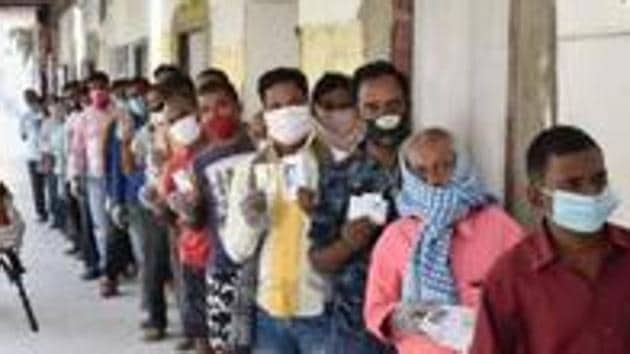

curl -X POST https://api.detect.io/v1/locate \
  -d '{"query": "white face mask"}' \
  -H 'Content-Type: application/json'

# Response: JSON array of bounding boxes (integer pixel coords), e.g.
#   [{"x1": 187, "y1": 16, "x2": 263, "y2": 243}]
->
[
  {"x1": 330, "y1": 146, "x2": 352, "y2": 162},
  {"x1": 150, "y1": 112, "x2": 166, "y2": 125},
  {"x1": 169, "y1": 115, "x2": 200, "y2": 146},
  {"x1": 264, "y1": 105, "x2": 313, "y2": 146}
]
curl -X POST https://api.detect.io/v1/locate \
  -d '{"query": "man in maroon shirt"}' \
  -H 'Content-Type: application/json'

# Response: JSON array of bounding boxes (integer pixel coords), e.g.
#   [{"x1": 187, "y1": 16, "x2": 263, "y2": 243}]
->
[{"x1": 471, "y1": 125, "x2": 630, "y2": 354}]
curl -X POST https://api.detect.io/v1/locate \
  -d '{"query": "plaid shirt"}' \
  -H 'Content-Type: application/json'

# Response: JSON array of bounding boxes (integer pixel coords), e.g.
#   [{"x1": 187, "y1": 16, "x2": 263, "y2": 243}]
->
[{"x1": 309, "y1": 147, "x2": 399, "y2": 332}]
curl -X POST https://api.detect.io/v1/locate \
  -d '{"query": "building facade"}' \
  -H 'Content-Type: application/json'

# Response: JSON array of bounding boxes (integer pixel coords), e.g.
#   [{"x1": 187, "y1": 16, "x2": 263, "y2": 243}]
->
[{"x1": 30, "y1": 0, "x2": 630, "y2": 227}]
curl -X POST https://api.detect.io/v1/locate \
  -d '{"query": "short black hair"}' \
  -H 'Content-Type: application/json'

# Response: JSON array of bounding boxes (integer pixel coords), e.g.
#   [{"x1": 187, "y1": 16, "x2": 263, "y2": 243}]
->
[
  {"x1": 23, "y1": 89, "x2": 38, "y2": 99},
  {"x1": 62, "y1": 81, "x2": 79, "y2": 93},
  {"x1": 0, "y1": 180, "x2": 10, "y2": 200},
  {"x1": 111, "y1": 79, "x2": 129, "y2": 92},
  {"x1": 197, "y1": 80, "x2": 239, "y2": 104},
  {"x1": 352, "y1": 60, "x2": 409, "y2": 104},
  {"x1": 128, "y1": 77, "x2": 150, "y2": 93},
  {"x1": 196, "y1": 68, "x2": 230, "y2": 85},
  {"x1": 312, "y1": 72, "x2": 352, "y2": 105},
  {"x1": 157, "y1": 72, "x2": 197, "y2": 108},
  {"x1": 88, "y1": 71, "x2": 110, "y2": 86},
  {"x1": 158, "y1": 72, "x2": 196, "y2": 100},
  {"x1": 257, "y1": 67, "x2": 308, "y2": 103},
  {"x1": 153, "y1": 64, "x2": 180, "y2": 81},
  {"x1": 526, "y1": 125, "x2": 601, "y2": 182}
]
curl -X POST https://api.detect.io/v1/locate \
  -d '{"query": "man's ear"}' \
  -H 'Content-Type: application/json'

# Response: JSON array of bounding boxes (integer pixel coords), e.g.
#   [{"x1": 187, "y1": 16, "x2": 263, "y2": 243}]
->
[{"x1": 526, "y1": 183, "x2": 545, "y2": 209}]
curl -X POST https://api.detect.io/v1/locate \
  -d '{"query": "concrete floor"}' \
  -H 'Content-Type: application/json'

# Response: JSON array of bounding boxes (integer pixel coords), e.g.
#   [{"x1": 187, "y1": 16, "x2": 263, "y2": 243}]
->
[{"x1": 0, "y1": 113, "x2": 180, "y2": 353}]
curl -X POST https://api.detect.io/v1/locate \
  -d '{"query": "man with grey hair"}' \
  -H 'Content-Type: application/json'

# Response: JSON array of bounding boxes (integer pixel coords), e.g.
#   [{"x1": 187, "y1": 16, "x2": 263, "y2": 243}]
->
[{"x1": 364, "y1": 128, "x2": 523, "y2": 354}]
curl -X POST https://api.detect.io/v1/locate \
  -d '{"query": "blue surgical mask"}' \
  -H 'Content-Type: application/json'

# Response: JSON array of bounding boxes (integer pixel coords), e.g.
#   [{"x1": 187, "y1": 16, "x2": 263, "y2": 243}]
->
[{"x1": 545, "y1": 188, "x2": 619, "y2": 234}]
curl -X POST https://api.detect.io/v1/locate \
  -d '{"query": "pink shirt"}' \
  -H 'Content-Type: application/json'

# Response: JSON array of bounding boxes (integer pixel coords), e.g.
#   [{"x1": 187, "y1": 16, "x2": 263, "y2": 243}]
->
[
  {"x1": 364, "y1": 205, "x2": 524, "y2": 354},
  {"x1": 70, "y1": 106, "x2": 121, "y2": 178}
]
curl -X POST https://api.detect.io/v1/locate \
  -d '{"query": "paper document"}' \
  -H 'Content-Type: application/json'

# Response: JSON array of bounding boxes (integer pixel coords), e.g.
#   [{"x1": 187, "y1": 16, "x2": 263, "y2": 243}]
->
[{"x1": 420, "y1": 305, "x2": 476, "y2": 352}]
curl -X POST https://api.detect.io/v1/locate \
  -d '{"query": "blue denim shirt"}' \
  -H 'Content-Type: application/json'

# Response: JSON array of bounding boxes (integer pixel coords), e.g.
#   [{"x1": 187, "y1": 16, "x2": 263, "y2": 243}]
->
[
  {"x1": 104, "y1": 118, "x2": 146, "y2": 204},
  {"x1": 104, "y1": 123, "x2": 126, "y2": 204},
  {"x1": 309, "y1": 147, "x2": 399, "y2": 331}
]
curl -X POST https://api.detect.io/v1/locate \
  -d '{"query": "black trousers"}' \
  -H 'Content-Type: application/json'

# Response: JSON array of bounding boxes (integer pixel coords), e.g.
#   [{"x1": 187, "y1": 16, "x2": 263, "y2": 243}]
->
[
  {"x1": 64, "y1": 183, "x2": 82, "y2": 250},
  {"x1": 104, "y1": 226, "x2": 135, "y2": 281},
  {"x1": 131, "y1": 206, "x2": 171, "y2": 329},
  {"x1": 27, "y1": 161, "x2": 47, "y2": 219},
  {"x1": 182, "y1": 265, "x2": 208, "y2": 338}
]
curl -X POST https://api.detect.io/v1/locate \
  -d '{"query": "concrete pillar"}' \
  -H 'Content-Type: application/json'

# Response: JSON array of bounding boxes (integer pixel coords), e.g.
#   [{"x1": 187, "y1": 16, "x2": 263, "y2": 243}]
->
[
  {"x1": 242, "y1": 0, "x2": 299, "y2": 115},
  {"x1": 149, "y1": 0, "x2": 178, "y2": 72},
  {"x1": 209, "y1": 0, "x2": 246, "y2": 90},
  {"x1": 504, "y1": 0, "x2": 557, "y2": 225},
  {"x1": 413, "y1": 0, "x2": 510, "y2": 199}
]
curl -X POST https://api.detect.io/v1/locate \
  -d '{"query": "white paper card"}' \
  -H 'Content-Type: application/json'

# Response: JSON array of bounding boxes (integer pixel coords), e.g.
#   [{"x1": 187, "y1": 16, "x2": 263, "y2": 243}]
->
[
  {"x1": 282, "y1": 155, "x2": 309, "y2": 200},
  {"x1": 173, "y1": 169, "x2": 195, "y2": 194},
  {"x1": 420, "y1": 305, "x2": 476, "y2": 353},
  {"x1": 347, "y1": 193, "x2": 388, "y2": 225}
]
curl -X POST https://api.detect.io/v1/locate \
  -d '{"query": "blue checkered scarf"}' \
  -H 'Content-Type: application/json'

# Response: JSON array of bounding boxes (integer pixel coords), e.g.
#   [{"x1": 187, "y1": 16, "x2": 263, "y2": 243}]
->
[{"x1": 397, "y1": 154, "x2": 491, "y2": 305}]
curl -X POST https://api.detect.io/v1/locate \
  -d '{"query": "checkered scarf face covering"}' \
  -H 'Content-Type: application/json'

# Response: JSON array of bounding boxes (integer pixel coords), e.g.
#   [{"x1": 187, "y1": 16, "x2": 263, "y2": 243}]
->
[{"x1": 396, "y1": 154, "x2": 491, "y2": 305}]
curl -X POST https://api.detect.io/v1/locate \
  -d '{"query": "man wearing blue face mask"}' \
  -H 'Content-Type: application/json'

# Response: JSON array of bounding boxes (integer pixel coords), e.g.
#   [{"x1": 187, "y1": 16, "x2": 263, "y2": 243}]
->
[{"x1": 471, "y1": 125, "x2": 630, "y2": 354}]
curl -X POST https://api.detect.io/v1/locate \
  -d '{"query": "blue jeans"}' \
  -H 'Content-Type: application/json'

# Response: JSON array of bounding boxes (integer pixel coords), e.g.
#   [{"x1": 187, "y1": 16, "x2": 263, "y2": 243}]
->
[
  {"x1": 329, "y1": 311, "x2": 394, "y2": 354},
  {"x1": 86, "y1": 177, "x2": 109, "y2": 270},
  {"x1": 47, "y1": 174, "x2": 65, "y2": 228},
  {"x1": 182, "y1": 266, "x2": 208, "y2": 338},
  {"x1": 253, "y1": 308, "x2": 330, "y2": 354}
]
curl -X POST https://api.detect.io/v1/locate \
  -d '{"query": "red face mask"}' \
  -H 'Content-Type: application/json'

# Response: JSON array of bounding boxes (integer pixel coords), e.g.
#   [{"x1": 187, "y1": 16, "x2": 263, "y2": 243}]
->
[
  {"x1": 90, "y1": 89, "x2": 110, "y2": 110},
  {"x1": 203, "y1": 110, "x2": 239, "y2": 141}
]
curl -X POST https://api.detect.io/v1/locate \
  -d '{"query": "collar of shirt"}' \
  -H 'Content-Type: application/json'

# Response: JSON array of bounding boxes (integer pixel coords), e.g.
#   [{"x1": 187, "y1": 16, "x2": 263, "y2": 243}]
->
[
  {"x1": 260, "y1": 133, "x2": 316, "y2": 164},
  {"x1": 530, "y1": 221, "x2": 630, "y2": 271}
]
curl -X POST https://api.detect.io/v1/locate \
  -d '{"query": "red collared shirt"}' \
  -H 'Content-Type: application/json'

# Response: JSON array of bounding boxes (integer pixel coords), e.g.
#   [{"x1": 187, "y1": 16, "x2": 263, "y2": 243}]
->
[{"x1": 471, "y1": 223, "x2": 630, "y2": 354}]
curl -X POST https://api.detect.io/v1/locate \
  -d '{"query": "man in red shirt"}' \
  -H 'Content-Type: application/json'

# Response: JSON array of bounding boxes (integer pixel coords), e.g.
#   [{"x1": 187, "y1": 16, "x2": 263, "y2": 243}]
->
[
  {"x1": 471, "y1": 126, "x2": 630, "y2": 354},
  {"x1": 156, "y1": 73, "x2": 213, "y2": 353}
]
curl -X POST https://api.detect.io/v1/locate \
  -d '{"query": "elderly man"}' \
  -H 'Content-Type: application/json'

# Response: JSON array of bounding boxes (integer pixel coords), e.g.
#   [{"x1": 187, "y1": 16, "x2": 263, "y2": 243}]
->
[
  {"x1": 470, "y1": 126, "x2": 630, "y2": 354},
  {"x1": 364, "y1": 128, "x2": 523, "y2": 354}
]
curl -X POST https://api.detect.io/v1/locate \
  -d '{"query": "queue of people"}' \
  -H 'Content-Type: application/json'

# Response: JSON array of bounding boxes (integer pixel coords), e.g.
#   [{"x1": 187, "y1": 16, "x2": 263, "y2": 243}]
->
[{"x1": 15, "y1": 60, "x2": 630, "y2": 354}]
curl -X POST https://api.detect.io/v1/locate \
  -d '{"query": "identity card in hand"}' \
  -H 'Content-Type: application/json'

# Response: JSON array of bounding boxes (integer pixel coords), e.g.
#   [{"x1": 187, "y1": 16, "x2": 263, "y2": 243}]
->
[
  {"x1": 282, "y1": 154, "x2": 309, "y2": 200},
  {"x1": 347, "y1": 193, "x2": 388, "y2": 225},
  {"x1": 173, "y1": 169, "x2": 195, "y2": 194}
]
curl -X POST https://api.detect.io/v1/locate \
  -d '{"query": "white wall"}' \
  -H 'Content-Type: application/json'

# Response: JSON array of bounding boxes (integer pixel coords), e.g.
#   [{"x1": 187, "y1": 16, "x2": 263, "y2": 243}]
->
[
  {"x1": 103, "y1": 0, "x2": 150, "y2": 47},
  {"x1": 149, "y1": 0, "x2": 179, "y2": 72},
  {"x1": 299, "y1": 0, "x2": 361, "y2": 25},
  {"x1": 243, "y1": 0, "x2": 300, "y2": 115},
  {"x1": 57, "y1": 9, "x2": 76, "y2": 70},
  {"x1": 557, "y1": 0, "x2": 630, "y2": 227},
  {"x1": 211, "y1": 0, "x2": 245, "y2": 46},
  {"x1": 558, "y1": 0, "x2": 630, "y2": 38},
  {"x1": 413, "y1": 0, "x2": 510, "y2": 198}
]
